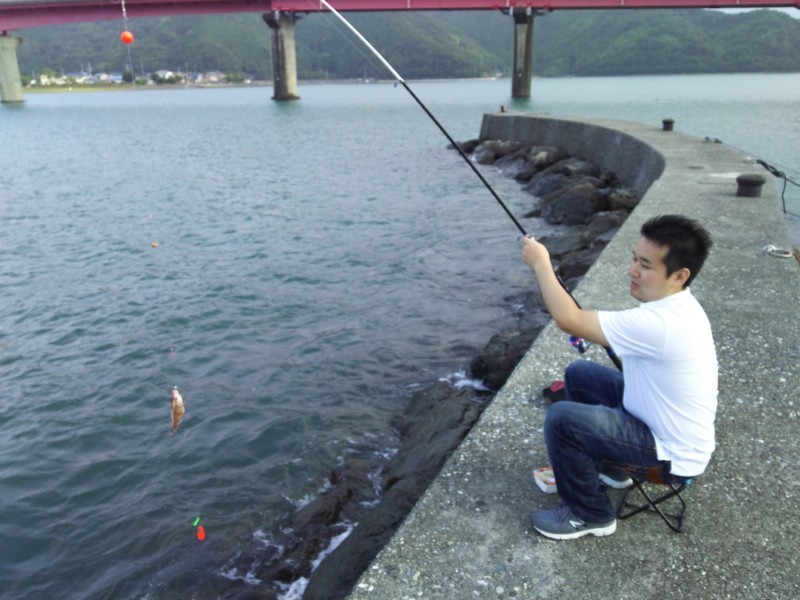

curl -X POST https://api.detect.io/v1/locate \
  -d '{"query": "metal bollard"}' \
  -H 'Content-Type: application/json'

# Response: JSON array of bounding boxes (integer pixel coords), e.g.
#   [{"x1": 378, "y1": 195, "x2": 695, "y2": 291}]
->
[{"x1": 736, "y1": 174, "x2": 766, "y2": 197}]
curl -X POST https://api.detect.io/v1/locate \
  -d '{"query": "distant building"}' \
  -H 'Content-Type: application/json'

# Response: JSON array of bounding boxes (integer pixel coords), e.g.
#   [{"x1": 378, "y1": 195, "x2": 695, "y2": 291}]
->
[
  {"x1": 198, "y1": 71, "x2": 225, "y2": 84},
  {"x1": 153, "y1": 70, "x2": 176, "y2": 80},
  {"x1": 64, "y1": 71, "x2": 94, "y2": 84}
]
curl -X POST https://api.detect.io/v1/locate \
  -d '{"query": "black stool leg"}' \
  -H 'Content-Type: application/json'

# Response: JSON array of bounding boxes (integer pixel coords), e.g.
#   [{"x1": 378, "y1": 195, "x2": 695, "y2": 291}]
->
[{"x1": 617, "y1": 479, "x2": 689, "y2": 532}]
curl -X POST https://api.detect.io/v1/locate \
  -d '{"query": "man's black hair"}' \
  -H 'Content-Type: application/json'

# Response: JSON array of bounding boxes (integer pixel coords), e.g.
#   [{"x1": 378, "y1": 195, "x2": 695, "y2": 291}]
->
[{"x1": 640, "y1": 214, "x2": 712, "y2": 287}]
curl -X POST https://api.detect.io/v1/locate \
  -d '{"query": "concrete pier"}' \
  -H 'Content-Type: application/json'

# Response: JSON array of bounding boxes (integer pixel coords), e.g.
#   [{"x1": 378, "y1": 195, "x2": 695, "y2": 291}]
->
[
  {"x1": 511, "y1": 9, "x2": 534, "y2": 99},
  {"x1": 347, "y1": 114, "x2": 800, "y2": 599},
  {"x1": 263, "y1": 11, "x2": 300, "y2": 101},
  {"x1": 0, "y1": 34, "x2": 24, "y2": 103}
]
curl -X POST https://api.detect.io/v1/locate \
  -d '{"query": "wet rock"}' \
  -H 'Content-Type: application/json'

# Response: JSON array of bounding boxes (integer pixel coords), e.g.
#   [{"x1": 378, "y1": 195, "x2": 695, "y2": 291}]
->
[
  {"x1": 304, "y1": 383, "x2": 489, "y2": 600},
  {"x1": 469, "y1": 329, "x2": 537, "y2": 391},
  {"x1": 606, "y1": 187, "x2": 639, "y2": 211},
  {"x1": 484, "y1": 139, "x2": 525, "y2": 159},
  {"x1": 472, "y1": 144, "x2": 497, "y2": 165},
  {"x1": 513, "y1": 161, "x2": 542, "y2": 182},
  {"x1": 524, "y1": 171, "x2": 574, "y2": 198},
  {"x1": 495, "y1": 147, "x2": 535, "y2": 179},
  {"x1": 451, "y1": 138, "x2": 481, "y2": 153},
  {"x1": 538, "y1": 228, "x2": 591, "y2": 257},
  {"x1": 472, "y1": 140, "x2": 524, "y2": 164},
  {"x1": 586, "y1": 211, "x2": 628, "y2": 246},
  {"x1": 468, "y1": 138, "x2": 638, "y2": 229},
  {"x1": 527, "y1": 145, "x2": 569, "y2": 170},
  {"x1": 555, "y1": 246, "x2": 605, "y2": 287},
  {"x1": 246, "y1": 455, "x2": 384, "y2": 590},
  {"x1": 550, "y1": 156, "x2": 601, "y2": 178},
  {"x1": 540, "y1": 182, "x2": 608, "y2": 225}
]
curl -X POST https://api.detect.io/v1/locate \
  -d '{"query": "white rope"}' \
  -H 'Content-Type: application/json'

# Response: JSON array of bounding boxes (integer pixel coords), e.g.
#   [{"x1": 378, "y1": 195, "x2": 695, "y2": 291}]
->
[{"x1": 762, "y1": 244, "x2": 793, "y2": 259}]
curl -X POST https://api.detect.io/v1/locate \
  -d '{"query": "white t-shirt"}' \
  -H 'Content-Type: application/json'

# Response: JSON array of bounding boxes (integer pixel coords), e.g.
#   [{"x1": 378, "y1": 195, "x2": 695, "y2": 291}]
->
[{"x1": 598, "y1": 289, "x2": 718, "y2": 476}]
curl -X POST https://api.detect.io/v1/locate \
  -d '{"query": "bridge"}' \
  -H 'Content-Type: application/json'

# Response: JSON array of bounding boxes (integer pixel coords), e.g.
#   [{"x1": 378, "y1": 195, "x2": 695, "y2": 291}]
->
[{"x1": 1, "y1": 0, "x2": 798, "y2": 102}]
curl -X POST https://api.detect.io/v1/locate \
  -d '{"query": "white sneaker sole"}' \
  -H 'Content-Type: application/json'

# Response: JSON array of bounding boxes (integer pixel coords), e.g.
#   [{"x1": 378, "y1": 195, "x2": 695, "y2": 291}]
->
[
  {"x1": 599, "y1": 473, "x2": 633, "y2": 489},
  {"x1": 534, "y1": 519, "x2": 617, "y2": 540}
]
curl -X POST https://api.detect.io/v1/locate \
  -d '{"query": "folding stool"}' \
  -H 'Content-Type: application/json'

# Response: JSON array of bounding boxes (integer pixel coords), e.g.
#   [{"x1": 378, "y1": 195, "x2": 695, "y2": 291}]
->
[{"x1": 616, "y1": 467, "x2": 694, "y2": 533}]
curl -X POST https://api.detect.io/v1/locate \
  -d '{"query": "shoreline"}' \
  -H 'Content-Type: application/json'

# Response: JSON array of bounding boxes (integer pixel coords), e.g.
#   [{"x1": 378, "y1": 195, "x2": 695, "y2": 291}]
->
[
  {"x1": 21, "y1": 70, "x2": 800, "y2": 97},
  {"x1": 20, "y1": 76, "x2": 508, "y2": 95}
]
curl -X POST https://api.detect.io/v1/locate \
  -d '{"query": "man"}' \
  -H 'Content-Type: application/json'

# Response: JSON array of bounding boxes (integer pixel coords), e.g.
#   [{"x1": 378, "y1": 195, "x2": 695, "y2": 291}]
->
[{"x1": 521, "y1": 214, "x2": 717, "y2": 540}]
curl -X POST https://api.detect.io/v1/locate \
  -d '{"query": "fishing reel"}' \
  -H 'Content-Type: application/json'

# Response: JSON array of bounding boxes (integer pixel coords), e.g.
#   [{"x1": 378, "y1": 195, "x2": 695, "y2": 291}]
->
[{"x1": 569, "y1": 336, "x2": 591, "y2": 354}]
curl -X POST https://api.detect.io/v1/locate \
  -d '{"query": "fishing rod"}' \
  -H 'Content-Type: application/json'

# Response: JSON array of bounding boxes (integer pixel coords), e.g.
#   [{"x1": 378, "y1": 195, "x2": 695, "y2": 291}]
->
[{"x1": 315, "y1": 0, "x2": 622, "y2": 371}]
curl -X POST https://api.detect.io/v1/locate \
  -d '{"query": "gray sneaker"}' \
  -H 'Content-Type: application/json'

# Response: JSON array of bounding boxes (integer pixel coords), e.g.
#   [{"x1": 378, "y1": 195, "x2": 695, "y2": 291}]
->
[{"x1": 532, "y1": 504, "x2": 617, "y2": 540}]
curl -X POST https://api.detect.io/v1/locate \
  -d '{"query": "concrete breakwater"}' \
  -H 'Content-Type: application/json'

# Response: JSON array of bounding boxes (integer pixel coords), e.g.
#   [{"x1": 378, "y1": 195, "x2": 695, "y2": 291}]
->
[{"x1": 345, "y1": 114, "x2": 800, "y2": 599}]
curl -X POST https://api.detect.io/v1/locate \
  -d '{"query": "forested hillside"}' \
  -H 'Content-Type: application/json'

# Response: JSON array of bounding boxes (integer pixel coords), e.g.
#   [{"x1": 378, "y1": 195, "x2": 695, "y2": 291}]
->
[{"x1": 14, "y1": 8, "x2": 800, "y2": 80}]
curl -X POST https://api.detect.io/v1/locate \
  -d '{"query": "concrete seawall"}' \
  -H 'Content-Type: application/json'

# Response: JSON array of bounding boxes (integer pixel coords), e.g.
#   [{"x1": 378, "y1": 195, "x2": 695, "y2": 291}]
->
[{"x1": 347, "y1": 114, "x2": 800, "y2": 599}]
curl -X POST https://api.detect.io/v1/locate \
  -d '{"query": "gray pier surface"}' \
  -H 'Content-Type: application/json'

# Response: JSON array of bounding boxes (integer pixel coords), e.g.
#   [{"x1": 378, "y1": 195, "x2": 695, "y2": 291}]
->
[{"x1": 348, "y1": 114, "x2": 800, "y2": 599}]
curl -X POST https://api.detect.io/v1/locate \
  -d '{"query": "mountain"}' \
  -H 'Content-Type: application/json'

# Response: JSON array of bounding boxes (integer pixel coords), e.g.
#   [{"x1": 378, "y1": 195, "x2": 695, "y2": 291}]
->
[
  {"x1": 13, "y1": 8, "x2": 800, "y2": 80},
  {"x1": 527, "y1": 8, "x2": 800, "y2": 75}
]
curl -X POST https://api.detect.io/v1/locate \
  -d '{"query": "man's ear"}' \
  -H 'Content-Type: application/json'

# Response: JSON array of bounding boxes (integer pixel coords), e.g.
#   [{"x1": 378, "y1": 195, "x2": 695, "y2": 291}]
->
[{"x1": 672, "y1": 267, "x2": 691, "y2": 287}]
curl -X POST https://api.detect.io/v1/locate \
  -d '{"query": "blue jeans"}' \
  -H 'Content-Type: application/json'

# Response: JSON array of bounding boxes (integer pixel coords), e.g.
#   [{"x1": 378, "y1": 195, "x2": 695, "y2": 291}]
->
[{"x1": 544, "y1": 360, "x2": 678, "y2": 523}]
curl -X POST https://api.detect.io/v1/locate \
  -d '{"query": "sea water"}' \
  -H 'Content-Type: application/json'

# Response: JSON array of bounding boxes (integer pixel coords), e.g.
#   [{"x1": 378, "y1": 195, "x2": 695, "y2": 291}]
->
[{"x1": 1, "y1": 73, "x2": 798, "y2": 599}]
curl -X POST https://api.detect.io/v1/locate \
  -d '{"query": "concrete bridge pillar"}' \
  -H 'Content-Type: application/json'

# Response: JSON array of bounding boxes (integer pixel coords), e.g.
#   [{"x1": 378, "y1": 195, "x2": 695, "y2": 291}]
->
[
  {"x1": 511, "y1": 8, "x2": 535, "y2": 99},
  {"x1": 262, "y1": 11, "x2": 300, "y2": 101},
  {"x1": 0, "y1": 33, "x2": 24, "y2": 104}
]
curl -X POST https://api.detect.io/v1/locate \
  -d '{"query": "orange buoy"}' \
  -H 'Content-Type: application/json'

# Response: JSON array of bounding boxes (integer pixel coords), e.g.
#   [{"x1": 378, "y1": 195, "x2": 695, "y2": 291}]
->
[
  {"x1": 196, "y1": 525, "x2": 206, "y2": 541},
  {"x1": 120, "y1": 30, "x2": 134, "y2": 45}
]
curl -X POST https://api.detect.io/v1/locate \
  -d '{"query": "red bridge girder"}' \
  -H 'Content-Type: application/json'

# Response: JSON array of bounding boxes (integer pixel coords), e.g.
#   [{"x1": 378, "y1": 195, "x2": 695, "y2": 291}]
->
[{"x1": 0, "y1": 0, "x2": 797, "y2": 30}]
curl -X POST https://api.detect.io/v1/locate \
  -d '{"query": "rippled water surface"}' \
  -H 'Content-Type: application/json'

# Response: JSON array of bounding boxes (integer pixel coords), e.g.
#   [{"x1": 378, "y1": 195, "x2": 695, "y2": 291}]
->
[{"x1": 1, "y1": 74, "x2": 798, "y2": 599}]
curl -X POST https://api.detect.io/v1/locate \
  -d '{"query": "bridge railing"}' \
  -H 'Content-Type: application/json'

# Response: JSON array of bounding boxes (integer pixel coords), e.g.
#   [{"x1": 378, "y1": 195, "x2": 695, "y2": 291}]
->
[{"x1": 1, "y1": 0, "x2": 797, "y2": 31}]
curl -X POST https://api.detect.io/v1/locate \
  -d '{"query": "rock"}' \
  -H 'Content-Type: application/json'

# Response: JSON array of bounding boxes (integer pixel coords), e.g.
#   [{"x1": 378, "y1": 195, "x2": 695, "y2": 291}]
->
[
  {"x1": 527, "y1": 145, "x2": 569, "y2": 170},
  {"x1": 494, "y1": 147, "x2": 534, "y2": 179},
  {"x1": 539, "y1": 156, "x2": 600, "y2": 178},
  {"x1": 302, "y1": 478, "x2": 421, "y2": 600},
  {"x1": 586, "y1": 210, "x2": 626, "y2": 234},
  {"x1": 472, "y1": 143, "x2": 497, "y2": 165},
  {"x1": 606, "y1": 187, "x2": 639, "y2": 211},
  {"x1": 524, "y1": 171, "x2": 573, "y2": 198},
  {"x1": 471, "y1": 140, "x2": 524, "y2": 164},
  {"x1": 509, "y1": 146, "x2": 571, "y2": 183},
  {"x1": 537, "y1": 228, "x2": 591, "y2": 257},
  {"x1": 598, "y1": 169, "x2": 621, "y2": 187},
  {"x1": 513, "y1": 162, "x2": 542, "y2": 182},
  {"x1": 451, "y1": 138, "x2": 481, "y2": 153},
  {"x1": 555, "y1": 246, "x2": 604, "y2": 286},
  {"x1": 540, "y1": 182, "x2": 608, "y2": 225},
  {"x1": 483, "y1": 140, "x2": 525, "y2": 159},
  {"x1": 585, "y1": 211, "x2": 628, "y2": 246},
  {"x1": 469, "y1": 329, "x2": 537, "y2": 391},
  {"x1": 386, "y1": 383, "x2": 488, "y2": 483},
  {"x1": 246, "y1": 455, "x2": 384, "y2": 590},
  {"x1": 304, "y1": 382, "x2": 488, "y2": 600}
]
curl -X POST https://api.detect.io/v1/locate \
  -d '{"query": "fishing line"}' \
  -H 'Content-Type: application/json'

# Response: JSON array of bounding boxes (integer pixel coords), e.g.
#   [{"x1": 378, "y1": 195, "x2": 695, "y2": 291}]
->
[
  {"x1": 310, "y1": 0, "x2": 622, "y2": 371},
  {"x1": 119, "y1": 0, "x2": 136, "y2": 83}
]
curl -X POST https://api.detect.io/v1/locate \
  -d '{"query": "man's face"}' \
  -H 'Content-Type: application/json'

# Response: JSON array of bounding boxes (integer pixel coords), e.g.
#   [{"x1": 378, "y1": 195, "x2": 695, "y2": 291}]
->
[{"x1": 628, "y1": 236, "x2": 687, "y2": 302}]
